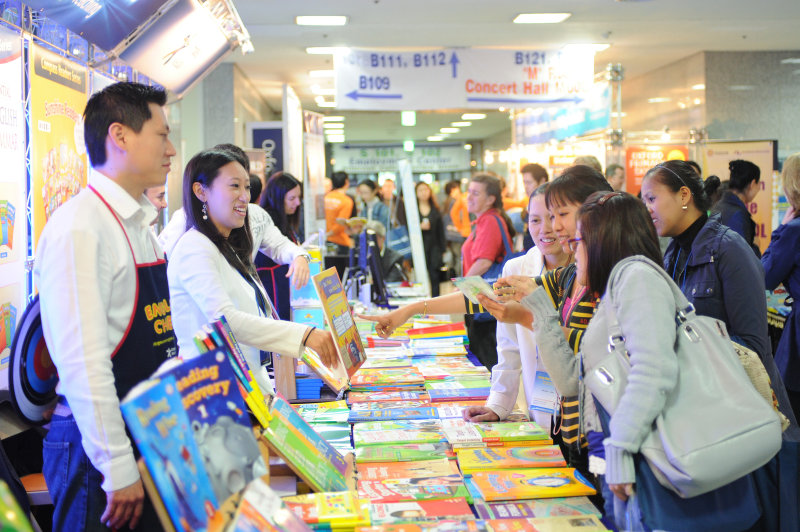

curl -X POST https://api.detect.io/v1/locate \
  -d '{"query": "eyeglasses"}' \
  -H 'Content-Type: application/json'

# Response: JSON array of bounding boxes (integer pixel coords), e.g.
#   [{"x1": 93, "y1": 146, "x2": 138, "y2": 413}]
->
[{"x1": 567, "y1": 237, "x2": 582, "y2": 253}]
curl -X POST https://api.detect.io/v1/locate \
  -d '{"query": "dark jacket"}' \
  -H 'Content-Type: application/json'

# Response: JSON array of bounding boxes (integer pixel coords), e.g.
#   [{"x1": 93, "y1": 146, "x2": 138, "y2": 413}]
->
[
  {"x1": 381, "y1": 246, "x2": 405, "y2": 282},
  {"x1": 711, "y1": 190, "x2": 761, "y2": 257},
  {"x1": 663, "y1": 215, "x2": 770, "y2": 359},
  {"x1": 762, "y1": 218, "x2": 800, "y2": 391}
]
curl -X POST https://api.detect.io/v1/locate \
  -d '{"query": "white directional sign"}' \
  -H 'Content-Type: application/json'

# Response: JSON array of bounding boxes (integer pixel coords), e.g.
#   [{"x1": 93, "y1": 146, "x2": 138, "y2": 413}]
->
[{"x1": 334, "y1": 47, "x2": 595, "y2": 111}]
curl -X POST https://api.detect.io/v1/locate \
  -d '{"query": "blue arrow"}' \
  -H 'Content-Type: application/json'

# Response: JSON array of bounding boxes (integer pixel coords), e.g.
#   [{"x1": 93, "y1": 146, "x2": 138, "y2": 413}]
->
[
  {"x1": 450, "y1": 52, "x2": 460, "y2": 78},
  {"x1": 466, "y1": 96, "x2": 584, "y2": 104},
  {"x1": 346, "y1": 90, "x2": 403, "y2": 101}
]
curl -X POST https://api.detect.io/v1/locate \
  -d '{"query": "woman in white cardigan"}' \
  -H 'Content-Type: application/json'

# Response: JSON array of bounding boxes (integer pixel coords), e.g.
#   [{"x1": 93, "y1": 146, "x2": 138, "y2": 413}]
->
[{"x1": 168, "y1": 149, "x2": 338, "y2": 394}]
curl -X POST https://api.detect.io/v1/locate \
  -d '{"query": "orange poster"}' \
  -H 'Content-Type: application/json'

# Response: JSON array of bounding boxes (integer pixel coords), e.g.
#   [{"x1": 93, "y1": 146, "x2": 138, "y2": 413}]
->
[
  {"x1": 625, "y1": 145, "x2": 688, "y2": 196},
  {"x1": 30, "y1": 44, "x2": 87, "y2": 250}
]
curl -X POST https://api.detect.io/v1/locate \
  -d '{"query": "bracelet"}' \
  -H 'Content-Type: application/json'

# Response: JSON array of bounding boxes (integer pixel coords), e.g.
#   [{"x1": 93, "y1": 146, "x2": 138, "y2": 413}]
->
[
  {"x1": 423, "y1": 300, "x2": 428, "y2": 316},
  {"x1": 302, "y1": 326, "x2": 316, "y2": 346}
]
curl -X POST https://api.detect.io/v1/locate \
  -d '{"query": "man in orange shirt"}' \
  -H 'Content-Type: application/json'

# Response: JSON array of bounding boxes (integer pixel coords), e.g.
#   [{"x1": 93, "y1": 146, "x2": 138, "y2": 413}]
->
[{"x1": 325, "y1": 171, "x2": 354, "y2": 251}]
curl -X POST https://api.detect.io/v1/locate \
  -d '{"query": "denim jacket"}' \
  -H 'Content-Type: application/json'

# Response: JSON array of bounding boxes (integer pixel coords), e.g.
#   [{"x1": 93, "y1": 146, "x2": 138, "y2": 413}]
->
[{"x1": 663, "y1": 215, "x2": 770, "y2": 360}]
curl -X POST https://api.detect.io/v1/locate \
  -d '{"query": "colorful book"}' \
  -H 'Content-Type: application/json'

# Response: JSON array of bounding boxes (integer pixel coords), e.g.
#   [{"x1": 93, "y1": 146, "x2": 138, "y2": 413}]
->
[
  {"x1": 485, "y1": 516, "x2": 608, "y2": 531},
  {"x1": 368, "y1": 498, "x2": 475, "y2": 525},
  {"x1": 348, "y1": 407, "x2": 438, "y2": 423},
  {"x1": 121, "y1": 376, "x2": 217, "y2": 531},
  {"x1": 353, "y1": 421, "x2": 446, "y2": 447},
  {"x1": 161, "y1": 350, "x2": 268, "y2": 502},
  {"x1": 362, "y1": 356, "x2": 413, "y2": 369},
  {"x1": 355, "y1": 443, "x2": 453, "y2": 463},
  {"x1": 358, "y1": 474, "x2": 470, "y2": 504},
  {"x1": 406, "y1": 323, "x2": 467, "y2": 339},
  {"x1": 467, "y1": 468, "x2": 597, "y2": 501},
  {"x1": 309, "y1": 422, "x2": 354, "y2": 454},
  {"x1": 428, "y1": 388, "x2": 491, "y2": 403},
  {"x1": 262, "y1": 396, "x2": 349, "y2": 492},
  {"x1": 350, "y1": 368, "x2": 425, "y2": 387},
  {"x1": 348, "y1": 391, "x2": 429, "y2": 404},
  {"x1": 313, "y1": 267, "x2": 367, "y2": 377},
  {"x1": 302, "y1": 347, "x2": 349, "y2": 395},
  {"x1": 295, "y1": 400, "x2": 351, "y2": 424},
  {"x1": 355, "y1": 521, "x2": 489, "y2": 532},
  {"x1": 358, "y1": 459, "x2": 460, "y2": 481},
  {"x1": 425, "y1": 379, "x2": 491, "y2": 390},
  {"x1": 350, "y1": 401, "x2": 432, "y2": 412},
  {"x1": 228, "y1": 477, "x2": 311, "y2": 532},
  {"x1": 472, "y1": 497, "x2": 600, "y2": 519},
  {"x1": 473, "y1": 422, "x2": 550, "y2": 443},
  {"x1": 283, "y1": 491, "x2": 370, "y2": 529},
  {"x1": 456, "y1": 447, "x2": 566, "y2": 472}
]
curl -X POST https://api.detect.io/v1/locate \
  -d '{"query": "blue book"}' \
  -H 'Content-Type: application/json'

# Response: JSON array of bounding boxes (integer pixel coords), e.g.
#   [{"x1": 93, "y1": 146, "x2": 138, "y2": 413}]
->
[
  {"x1": 428, "y1": 387, "x2": 491, "y2": 402},
  {"x1": 347, "y1": 406, "x2": 438, "y2": 423},
  {"x1": 121, "y1": 375, "x2": 218, "y2": 531},
  {"x1": 161, "y1": 349, "x2": 268, "y2": 503}
]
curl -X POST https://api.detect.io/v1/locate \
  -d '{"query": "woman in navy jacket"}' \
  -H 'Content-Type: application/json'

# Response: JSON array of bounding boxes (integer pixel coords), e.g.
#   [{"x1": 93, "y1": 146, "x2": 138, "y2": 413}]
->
[
  {"x1": 762, "y1": 153, "x2": 800, "y2": 418},
  {"x1": 710, "y1": 159, "x2": 762, "y2": 257}
]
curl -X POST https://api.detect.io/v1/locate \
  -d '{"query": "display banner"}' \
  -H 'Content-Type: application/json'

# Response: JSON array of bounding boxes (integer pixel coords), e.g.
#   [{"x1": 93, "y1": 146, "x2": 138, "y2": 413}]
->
[
  {"x1": 335, "y1": 47, "x2": 594, "y2": 111},
  {"x1": 30, "y1": 44, "x2": 87, "y2": 250},
  {"x1": 514, "y1": 82, "x2": 611, "y2": 145},
  {"x1": 333, "y1": 143, "x2": 469, "y2": 174},
  {"x1": 246, "y1": 121, "x2": 283, "y2": 177},
  {"x1": 702, "y1": 140, "x2": 776, "y2": 253},
  {"x1": 304, "y1": 110, "x2": 327, "y2": 240},
  {"x1": 0, "y1": 26, "x2": 24, "y2": 370},
  {"x1": 625, "y1": 144, "x2": 688, "y2": 196}
]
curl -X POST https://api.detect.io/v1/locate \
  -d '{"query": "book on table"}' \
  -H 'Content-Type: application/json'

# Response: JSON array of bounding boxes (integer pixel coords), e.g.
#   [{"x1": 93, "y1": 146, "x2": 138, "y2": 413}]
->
[
  {"x1": 354, "y1": 521, "x2": 489, "y2": 532},
  {"x1": 354, "y1": 443, "x2": 453, "y2": 463},
  {"x1": 348, "y1": 406, "x2": 438, "y2": 423},
  {"x1": 282, "y1": 491, "x2": 370, "y2": 529},
  {"x1": 467, "y1": 468, "x2": 597, "y2": 501},
  {"x1": 357, "y1": 458, "x2": 460, "y2": 481},
  {"x1": 471, "y1": 496, "x2": 601, "y2": 519},
  {"x1": 226, "y1": 477, "x2": 311, "y2": 532},
  {"x1": 295, "y1": 400, "x2": 351, "y2": 424},
  {"x1": 485, "y1": 515, "x2": 608, "y2": 531},
  {"x1": 347, "y1": 391, "x2": 429, "y2": 404},
  {"x1": 456, "y1": 446, "x2": 566, "y2": 472},
  {"x1": 353, "y1": 419, "x2": 446, "y2": 447},
  {"x1": 358, "y1": 474, "x2": 470, "y2": 504},
  {"x1": 368, "y1": 497, "x2": 475, "y2": 525}
]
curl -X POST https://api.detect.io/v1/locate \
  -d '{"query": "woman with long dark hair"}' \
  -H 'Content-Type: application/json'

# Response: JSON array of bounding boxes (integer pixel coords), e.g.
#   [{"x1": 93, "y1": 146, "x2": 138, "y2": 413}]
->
[
  {"x1": 416, "y1": 181, "x2": 446, "y2": 297},
  {"x1": 257, "y1": 171, "x2": 304, "y2": 319},
  {"x1": 168, "y1": 150, "x2": 337, "y2": 394},
  {"x1": 710, "y1": 159, "x2": 762, "y2": 256}
]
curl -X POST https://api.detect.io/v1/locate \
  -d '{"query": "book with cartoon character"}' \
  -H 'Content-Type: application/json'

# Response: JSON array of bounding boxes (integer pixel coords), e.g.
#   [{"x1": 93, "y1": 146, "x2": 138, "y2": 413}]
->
[
  {"x1": 467, "y1": 468, "x2": 596, "y2": 501},
  {"x1": 456, "y1": 446, "x2": 566, "y2": 473}
]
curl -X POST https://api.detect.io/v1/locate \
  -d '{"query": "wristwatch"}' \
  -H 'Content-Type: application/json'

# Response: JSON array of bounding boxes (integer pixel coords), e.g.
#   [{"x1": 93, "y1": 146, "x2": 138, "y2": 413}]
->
[{"x1": 298, "y1": 252, "x2": 312, "y2": 263}]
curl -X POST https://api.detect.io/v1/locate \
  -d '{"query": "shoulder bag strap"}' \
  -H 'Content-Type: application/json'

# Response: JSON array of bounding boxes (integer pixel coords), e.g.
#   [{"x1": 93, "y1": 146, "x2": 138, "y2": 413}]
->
[{"x1": 491, "y1": 213, "x2": 512, "y2": 257}]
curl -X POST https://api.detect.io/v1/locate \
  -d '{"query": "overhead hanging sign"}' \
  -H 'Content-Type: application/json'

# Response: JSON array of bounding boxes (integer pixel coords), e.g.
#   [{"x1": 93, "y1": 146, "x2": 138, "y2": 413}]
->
[
  {"x1": 332, "y1": 143, "x2": 470, "y2": 173},
  {"x1": 335, "y1": 47, "x2": 595, "y2": 111}
]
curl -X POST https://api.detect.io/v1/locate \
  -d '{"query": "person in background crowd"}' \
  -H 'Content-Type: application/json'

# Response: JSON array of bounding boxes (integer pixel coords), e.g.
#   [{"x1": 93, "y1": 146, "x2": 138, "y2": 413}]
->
[
  {"x1": 686, "y1": 160, "x2": 702, "y2": 177},
  {"x1": 604, "y1": 163, "x2": 625, "y2": 191},
  {"x1": 381, "y1": 177, "x2": 396, "y2": 209},
  {"x1": 158, "y1": 144, "x2": 312, "y2": 290},
  {"x1": 462, "y1": 183, "x2": 571, "y2": 428},
  {"x1": 249, "y1": 173, "x2": 263, "y2": 204},
  {"x1": 325, "y1": 170, "x2": 354, "y2": 251},
  {"x1": 36, "y1": 81, "x2": 176, "y2": 532},
  {"x1": 323, "y1": 177, "x2": 332, "y2": 194},
  {"x1": 762, "y1": 152, "x2": 800, "y2": 418},
  {"x1": 257, "y1": 171, "x2": 305, "y2": 320},
  {"x1": 499, "y1": 176, "x2": 527, "y2": 211},
  {"x1": 168, "y1": 149, "x2": 338, "y2": 397},
  {"x1": 446, "y1": 180, "x2": 471, "y2": 239},
  {"x1": 416, "y1": 181, "x2": 446, "y2": 297},
  {"x1": 573, "y1": 155, "x2": 603, "y2": 174},
  {"x1": 641, "y1": 160, "x2": 797, "y2": 429},
  {"x1": 144, "y1": 185, "x2": 167, "y2": 216},
  {"x1": 520, "y1": 163, "x2": 550, "y2": 250},
  {"x1": 710, "y1": 159, "x2": 762, "y2": 256},
  {"x1": 364, "y1": 220, "x2": 406, "y2": 282},
  {"x1": 357, "y1": 179, "x2": 391, "y2": 229},
  {"x1": 443, "y1": 180, "x2": 469, "y2": 276}
]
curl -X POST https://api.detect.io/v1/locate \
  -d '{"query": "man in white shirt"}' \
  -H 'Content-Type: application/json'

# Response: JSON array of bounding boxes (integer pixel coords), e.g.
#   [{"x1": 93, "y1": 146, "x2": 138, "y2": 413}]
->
[{"x1": 35, "y1": 82, "x2": 177, "y2": 531}]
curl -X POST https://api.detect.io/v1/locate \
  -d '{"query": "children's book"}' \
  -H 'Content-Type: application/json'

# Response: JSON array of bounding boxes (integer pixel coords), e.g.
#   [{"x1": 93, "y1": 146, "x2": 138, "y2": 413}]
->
[
  {"x1": 428, "y1": 388, "x2": 491, "y2": 403},
  {"x1": 369, "y1": 498, "x2": 475, "y2": 525},
  {"x1": 485, "y1": 515, "x2": 608, "y2": 531},
  {"x1": 451, "y1": 276, "x2": 499, "y2": 305},
  {"x1": 282, "y1": 491, "x2": 370, "y2": 529},
  {"x1": 160, "y1": 350, "x2": 267, "y2": 503},
  {"x1": 295, "y1": 400, "x2": 351, "y2": 424},
  {"x1": 472, "y1": 497, "x2": 600, "y2": 519},
  {"x1": 473, "y1": 422, "x2": 550, "y2": 443},
  {"x1": 348, "y1": 407, "x2": 438, "y2": 423},
  {"x1": 425, "y1": 379, "x2": 491, "y2": 391},
  {"x1": 262, "y1": 396, "x2": 349, "y2": 492},
  {"x1": 355, "y1": 521, "x2": 489, "y2": 532},
  {"x1": 347, "y1": 391, "x2": 428, "y2": 404},
  {"x1": 362, "y1": 356, "x2": 413, "y2": 369},
  {"x1": 358, "y1": 459, "x2": 460, "y2": 481},
  {"x1": 301, "y1": 347, "x2": 349, "y2": 395},
  {"x1": 406, "y1": 322, "x2": 467, "y2": 338},
  {"x1": 350, "y1": 401, "x2": 431, "y2": 412},
  {"x1": 355, "y1": 443, "x2": 453, "y2": 463},
  {"x1": 456, "y1": 446, "x2": 566, "y2": 472},
  {"x1": 441, "y1": 418, "x2": 483, "y2": 447},
  {"x1": 467, "y1": 468, "x2": 597, "y2": 501},
  {"x1": 227, "y1": 477, "x2": 311, "y2": 532},
  {"x1": 313, "y1": 267, "x2": 367, "y2": 377},
  {"x1": 358, "y1": 474, "x2": 470, "y2": 504},
  {"x1": 350, "y1": 368, "x2": 425, "y2": 387},
  {"x1": 121, "y1": 376, "x2": 217, "y2": 532},
  {"x1": 353, "y1": 420, "x2": 446, "y2": 447},
  {"x1": 309, "y1": 422, "x2": 354, "y2": 454}
]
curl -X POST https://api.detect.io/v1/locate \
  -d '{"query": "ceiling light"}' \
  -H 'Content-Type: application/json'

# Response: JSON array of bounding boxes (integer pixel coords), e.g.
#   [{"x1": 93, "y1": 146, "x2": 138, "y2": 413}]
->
[
  {"x1": 562, "y1": 43, "x2": 610, "y2": 53},
  {"x1": 311, "y1": 85, "x2": 336, "y2": 95},
  {"x1": 401, "y1": 111, "x2": 416, "y2": 127},
  {"x1": 728, "y1": 85, "x2": 754, "y2": 91},
  {"x1": 296, "y1": 16, "x2": 348, "y2": 26},
  {"x1": 404, "y1": 140, "x2": 414, "y2": 152},
  {"x1": 322, "y1": 116, "x2": 345, "y2": 122},
  {"x1": 513, "y1": 13, "x2": 571, "y2": 23},
  {"x1": 691, "y1": 84, "x2": 705, "y2": 90},
  {"x1": 647, "y1": 97, "x2": 671, "y2": 103},
  {"x1": 461, "y1": 113, "x2": 486, "y2": 120},
  {"x1": 327, "y1": 137, "x2": 345, "y2": 143},
  {"x1": 693, "y1": 98, "x2": 702, "y2": 105},
  {"x1": 317, "y1": 100, "x2": 338, "y2": 108},
  {"x1": 310, "y1": 70, "x2": 335, "y2": 77},
  {"x1": 427, "y1": 136, "x2": 444, "y2": 142},
  {"x1": 323, "y1": 123, "x2": 344, "y2": 129},
  {"x1": 440, "y1": 127, "x2": 459, "y2": 134},
  {"x1": 306, "y1": 47, "x2": 348, "y2": 55},
  {"x1": 451, "y1": 121, "x2": 471, "y2": 127},
  {"x1": 780, "y1": 58, "x2": 800, "y2": 64},
  {"x1": 464, "y1": 144, "x2": 472, "y2": 150}
]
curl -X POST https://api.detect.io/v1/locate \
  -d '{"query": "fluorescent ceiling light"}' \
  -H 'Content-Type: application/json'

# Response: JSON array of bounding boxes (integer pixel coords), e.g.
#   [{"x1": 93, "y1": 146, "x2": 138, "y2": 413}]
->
[
  {"x1": 780, "y1": 58, "x2": 800, "y2": 64},
  {"x1": 451, "y1": 121, "x2": 471, "y2": 127},
  {"x1": 404, "y1": 140, "x2": 414, "y2": 152},
  {"x1": 461, "y1": 113, "x2": 486, "y2": 120},
  {"x1": 647, "y1": 97, "x2": 671, "y2": 103},
  {"x1": 427, "y1": 136, "x2": 444, "y2": 142},
  {"x1": 562, "y1": 43, "x2": 610, "y2": 53},
  {"x1": 728, "y1": 85, "x2": 754, "y2": 91},
  {"x1": 306, "y1": 47, "x2": 348, "y2": 55},
  {"x1": 312, "y1": 85, "x2": 336, "y2": 95},
  {"x1": 401, "y1": 111, "x2": 416, "y2": 127},
  {"x1": 322, "y1": 116, "x2": 345, "y2": 122},
  {"x1": 296, "y1": 16, "x2": 348, "y2": 26},
  {"x1": 310, "y1": 69, "x2": 335, "y2": 77},
  {"x1": 440, "y1": 127, "x2": 459, "y2": 133},
  {"x1": 327, "y1": 137, "x2": 345, "y2": 143},
  {"x1": 513, "y1": 13, "x2": 571, "y2": 23},
  {"x1": 323, "y1": 123, "x2": 344, "y2": 129},
  {"x1": 691, "y1": 84, "x2": 705, "y2": 90},
  {"x1": 317, "y1": 100, "x2": 338, "y2": 108}
]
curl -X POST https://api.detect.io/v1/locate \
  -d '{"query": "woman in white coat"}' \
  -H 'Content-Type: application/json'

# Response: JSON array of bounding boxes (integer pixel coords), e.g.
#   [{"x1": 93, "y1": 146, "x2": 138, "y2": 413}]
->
[
  {"x1": 168, "y1": 149, "x2": 338, "y2": 394},
  {"x1": 463, "y1": 184, "x2": 571, "y2": 427}
]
